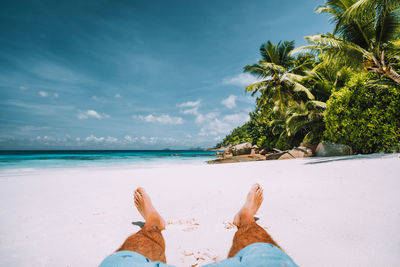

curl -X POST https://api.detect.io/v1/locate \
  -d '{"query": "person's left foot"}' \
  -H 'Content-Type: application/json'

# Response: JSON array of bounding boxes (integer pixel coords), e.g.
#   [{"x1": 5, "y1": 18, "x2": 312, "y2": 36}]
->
[{"x1": 134, "y1": 187, "x2": 166, "y2": 230}]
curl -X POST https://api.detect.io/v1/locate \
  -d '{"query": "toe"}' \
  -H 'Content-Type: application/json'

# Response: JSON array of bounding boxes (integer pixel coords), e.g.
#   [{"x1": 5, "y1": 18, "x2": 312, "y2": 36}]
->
[{"x1": 137, "y1": 187, "x2": 145, "y2": 195}]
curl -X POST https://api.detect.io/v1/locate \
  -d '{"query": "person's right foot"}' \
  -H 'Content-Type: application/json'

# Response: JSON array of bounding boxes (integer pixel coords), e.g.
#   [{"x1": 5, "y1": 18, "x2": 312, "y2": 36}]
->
[
  {"x1": 134, "y1": 187, "x2": 166, "y2": 230},
  {"x1": 233, "y1": 184, "x2": 264, "y2": 227}
]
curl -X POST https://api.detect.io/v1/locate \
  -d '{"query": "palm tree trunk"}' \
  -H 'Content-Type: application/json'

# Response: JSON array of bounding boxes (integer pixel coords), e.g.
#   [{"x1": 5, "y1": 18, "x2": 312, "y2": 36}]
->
[
  {"x1": 381, "y1": 51, "x2": 400, "y2": 84},
  {"x1": 370, "y1": 53, "x2": 400, "y2": 84},
  {"x1": 386, "y1": 68, "x2": 400, "y2": 84}
]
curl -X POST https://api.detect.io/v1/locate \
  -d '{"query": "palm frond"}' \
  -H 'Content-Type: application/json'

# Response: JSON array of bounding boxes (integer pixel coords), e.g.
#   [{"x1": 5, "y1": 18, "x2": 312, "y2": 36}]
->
[
  {"x1": 283, "y1": 73, "x2": 306, "y2": 82},
  {"x1": 279, "y1": 41, "x2": 296, "y2": 66},
  {"x1": 243, "y1": 63, "x2": 272, "y2": 78},
  {"x1": 269, "y1": 119, "x2": 286, "y2": 135},
  {"x1": 293, "y1": 34, "x2": 371, "y2": 70},
  {"x1": 335, "y1": 67, "x2": 353, "y2": 87},
  {"x1": 245, "y1": 80, "x2": 269, "y2": 95},
  {"x1": 305, "y1": 100, "x2": 327, "y2": 109},
  {"x1": 291, "y1": 53, "x2": 316, "y2": 74},
  {"x1": 376, "y1": 10, "x2": 400, "y2": 48},
  {"x1": 336, "y1": 20, "x2": 374, "y2": 49},
  {"x1": 316, "y1": 5, "x2": 341, "y2": 17},
  {"x1": 291, "y1": 81, "x2": 315, "y2": 100},
  {"x1": 306, "y1": 34, "x2": 368, "y2": 56},
  {"x1": 260, "y1": 41, "x2": 279, "y2": 63},
  {"x1": 343, "y1": 0, "x2": 400, "y2": 24},
  {"x1": 259, "y1": 61, "x2": 287, "y2": 74},
  {"x1": 291, "y1": 45, "x2": 323, "y2": 56},
  {"x1": 386, "y1": 39, "x2": 400, "y2": 57}
]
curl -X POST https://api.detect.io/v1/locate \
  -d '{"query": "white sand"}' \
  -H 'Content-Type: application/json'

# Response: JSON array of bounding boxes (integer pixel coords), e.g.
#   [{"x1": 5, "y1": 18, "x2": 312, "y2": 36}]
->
[{"x1": 0, "y1": 154, "x2": 399, "y2": 267}]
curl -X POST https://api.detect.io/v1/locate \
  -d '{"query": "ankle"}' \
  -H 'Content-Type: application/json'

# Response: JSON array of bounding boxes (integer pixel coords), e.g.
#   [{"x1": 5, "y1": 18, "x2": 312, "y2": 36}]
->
[
  {"x1": 235, "y1": 214, "x2": 255, "y2": 228},
  {"x1": 146, "y1": 216, "x2": 165, "y2": 230}
]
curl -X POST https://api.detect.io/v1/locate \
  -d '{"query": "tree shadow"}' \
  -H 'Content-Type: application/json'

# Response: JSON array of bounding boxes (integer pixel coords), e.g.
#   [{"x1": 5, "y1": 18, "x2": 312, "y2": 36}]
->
[{"x1": 304, "y1": 153, "x2": 397, "y2": 165}]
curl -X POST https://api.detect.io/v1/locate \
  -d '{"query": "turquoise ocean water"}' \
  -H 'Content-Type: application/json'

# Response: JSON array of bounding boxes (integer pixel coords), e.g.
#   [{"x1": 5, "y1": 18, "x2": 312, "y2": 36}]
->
[{"x1": 0, "y1": 150, "x2": 220, "y2": 170}]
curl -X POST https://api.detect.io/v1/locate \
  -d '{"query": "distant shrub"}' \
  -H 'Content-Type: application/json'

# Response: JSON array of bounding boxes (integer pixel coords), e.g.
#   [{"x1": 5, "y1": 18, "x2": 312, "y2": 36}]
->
[
  {"x1": 324, "y1": 74, "x2": 400, "y2": 154},
  {"x1": 274, "y1": 133, "x2": 291, "y2": 150},
  {"x1": 217, "y1": 110, "x2": 302, "y2": 151},
  {"x1": 216, "y1": 123, "x2": 252, "y2": 148}
]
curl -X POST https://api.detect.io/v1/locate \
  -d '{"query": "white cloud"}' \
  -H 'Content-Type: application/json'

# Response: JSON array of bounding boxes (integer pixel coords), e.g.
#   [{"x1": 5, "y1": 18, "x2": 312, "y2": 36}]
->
[
  {"x1": 182, "y1": 107, "x2": 199, "y2": 115},
  {"x1": 124, "y1": 135, "x2": 138, "y2": 143},
  {"x1": 85, "y1": 134, "x2": 104, "y2": 142},
  {"x1": 195, "y1": 112, "x2": 218, "y2": 125},
  {"x1": 77, "y1": 109, "x2": 110, "y2": 120},
  {"x1": 178, "y1": 98, "x2": 250, "y2": 136},
  {"x1": 105, "y1": 136, "x2": 118, "y2": 143},
  {"x1": 115, "y1": 94, "x2": 121, "y2": 98},
  {"x1": 145, "y1": 136, "x2": 158, "y2": 144},
  {"x1": 224, "y1": 113, "x2": 250, "y2": 124},
  {"x1": 214, "y1": 136, "x2": 222, "y2": 141},
  {"x1": 221, "y1": 95, "x2": 237, "y2": 109},
  {"x1": 38, "y1": 91, "x2": 48, "y2": 97},
  {"x1": 177, "y1": 100, "x2": 202, "y2": 115},
  {"x1": 133, "y1": 114, "x2": 183, "y2": 125},
  {"x1": 38, "y1": 91, "x2": 59, "y2": 98},
  {"x1": 222, "y1": 73, "x2": 261, "y2": 87},
  {"x1": 199, "y1": 113, "x2": 250, "y2": 136},
  {"x1": 177, "y1": 100, "x2": 201, "y2": 108},
  {"x1": 91, "y1": 96, "x2": 106, "y2": 102},
  {"x1": 85, "y1": 135, "x2": 117, "y2": 143},
  {"x1": 4, "y1": 133, "x2": 182, "y2": 148},
  {"x1": 194, "y1": 112, "x2": 249, "y2": 136},
  {"x1": 42, "y1": 135, "x2": 55, "y2": 141},
  {"x1": 87, "y1": 110, "x2": 102, "y2": 119},
  {"x1": 137, "y1": 136, "x2": 176, "y2": 145},
  {"x1": 163, "y1": 137, "x2": 176, "y2": 143},
  {"x1": 20, "y1": 125, "x2": 49, "y2": 131}
]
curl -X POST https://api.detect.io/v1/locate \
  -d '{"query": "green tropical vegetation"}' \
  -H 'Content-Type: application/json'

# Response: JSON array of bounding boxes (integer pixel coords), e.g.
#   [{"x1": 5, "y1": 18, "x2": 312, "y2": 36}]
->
[
  {"x1": 324, "y1": 73, "x2": 400, "y2": 153},
  {"x1": 217, "y1": 0, "x2": 400, "y2": 154}
]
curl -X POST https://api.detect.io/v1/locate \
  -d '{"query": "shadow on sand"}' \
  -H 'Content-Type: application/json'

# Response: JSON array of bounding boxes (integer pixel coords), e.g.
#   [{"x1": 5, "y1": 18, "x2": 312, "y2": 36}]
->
[
  {"x1": 131, "y1": 221, "x2": 145, "y2": 228},
  {"x1": 304, "y1": 153, "x2": 399, "y2": 165}
]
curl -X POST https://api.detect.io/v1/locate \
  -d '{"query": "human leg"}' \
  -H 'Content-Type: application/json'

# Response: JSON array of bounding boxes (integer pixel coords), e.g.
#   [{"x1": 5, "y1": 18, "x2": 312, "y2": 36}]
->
[
  {"x1": 106, "y1": 187, "x2": 167, "y2": 264},
  {"x1": 202, "y1": 184, "x2": 297, "y2": 267},
  {"x1": 228, "y1": 184, "x2": 279, "y2": 257}
]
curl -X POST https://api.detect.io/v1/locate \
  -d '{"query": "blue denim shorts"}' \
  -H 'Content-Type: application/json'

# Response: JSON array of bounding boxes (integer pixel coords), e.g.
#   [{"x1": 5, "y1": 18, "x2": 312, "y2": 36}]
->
[
  {"x1": 98, "y1": 250, "x2": 174, "y2": 267},
  {"x1": 203, "y1": 243, "x2": 298, "y2": 267},
  {"x1": 99, "y1": 242, "x2": 298, "y2": 267}
]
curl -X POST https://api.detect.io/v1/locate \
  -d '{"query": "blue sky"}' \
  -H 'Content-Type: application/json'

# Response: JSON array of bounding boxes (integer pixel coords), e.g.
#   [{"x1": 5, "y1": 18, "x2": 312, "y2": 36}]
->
[{"x1": 0, "y1": 0, "x2": 331, "y2": 149}]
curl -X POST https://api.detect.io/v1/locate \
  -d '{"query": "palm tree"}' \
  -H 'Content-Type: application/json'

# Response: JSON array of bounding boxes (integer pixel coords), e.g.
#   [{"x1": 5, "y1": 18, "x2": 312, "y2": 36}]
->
[
  {"x1": 279, "y1": 55, "x2": 352, "y2": 144},
  {"x1": 301, "y1": 54, "x2": 354, "y2": 100},
  {"x1": 285, "y1": 100, "x2": 327, "y2": 144},
  {"x1": 293, "y1": 0, "x2": 400, "y2": 84},
  {"x1": 244, "y1": 41, "x2": 315, "y2": 117}
]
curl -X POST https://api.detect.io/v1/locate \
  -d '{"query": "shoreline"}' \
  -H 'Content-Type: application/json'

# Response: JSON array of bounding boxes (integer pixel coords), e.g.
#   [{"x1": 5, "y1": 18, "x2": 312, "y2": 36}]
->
[{"x1": 0, "y1": 150, "x2": 218, "y2": 173}]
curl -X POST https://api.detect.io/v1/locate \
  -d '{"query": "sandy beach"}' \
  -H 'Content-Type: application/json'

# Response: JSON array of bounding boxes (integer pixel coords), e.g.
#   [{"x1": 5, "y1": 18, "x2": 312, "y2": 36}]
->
[{"x1": 0, "y1": 154, "x2": 399, "y2": 267}]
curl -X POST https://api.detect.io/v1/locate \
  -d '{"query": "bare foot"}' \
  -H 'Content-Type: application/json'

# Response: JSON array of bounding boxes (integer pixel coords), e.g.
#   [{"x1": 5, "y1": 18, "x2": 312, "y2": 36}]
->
[
  {"x1": 134, "y1": 187, "x2": 166, "y2": 230},
  {"x1": 233, "y1": 184, "x2": 263, "y2": 227}
]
